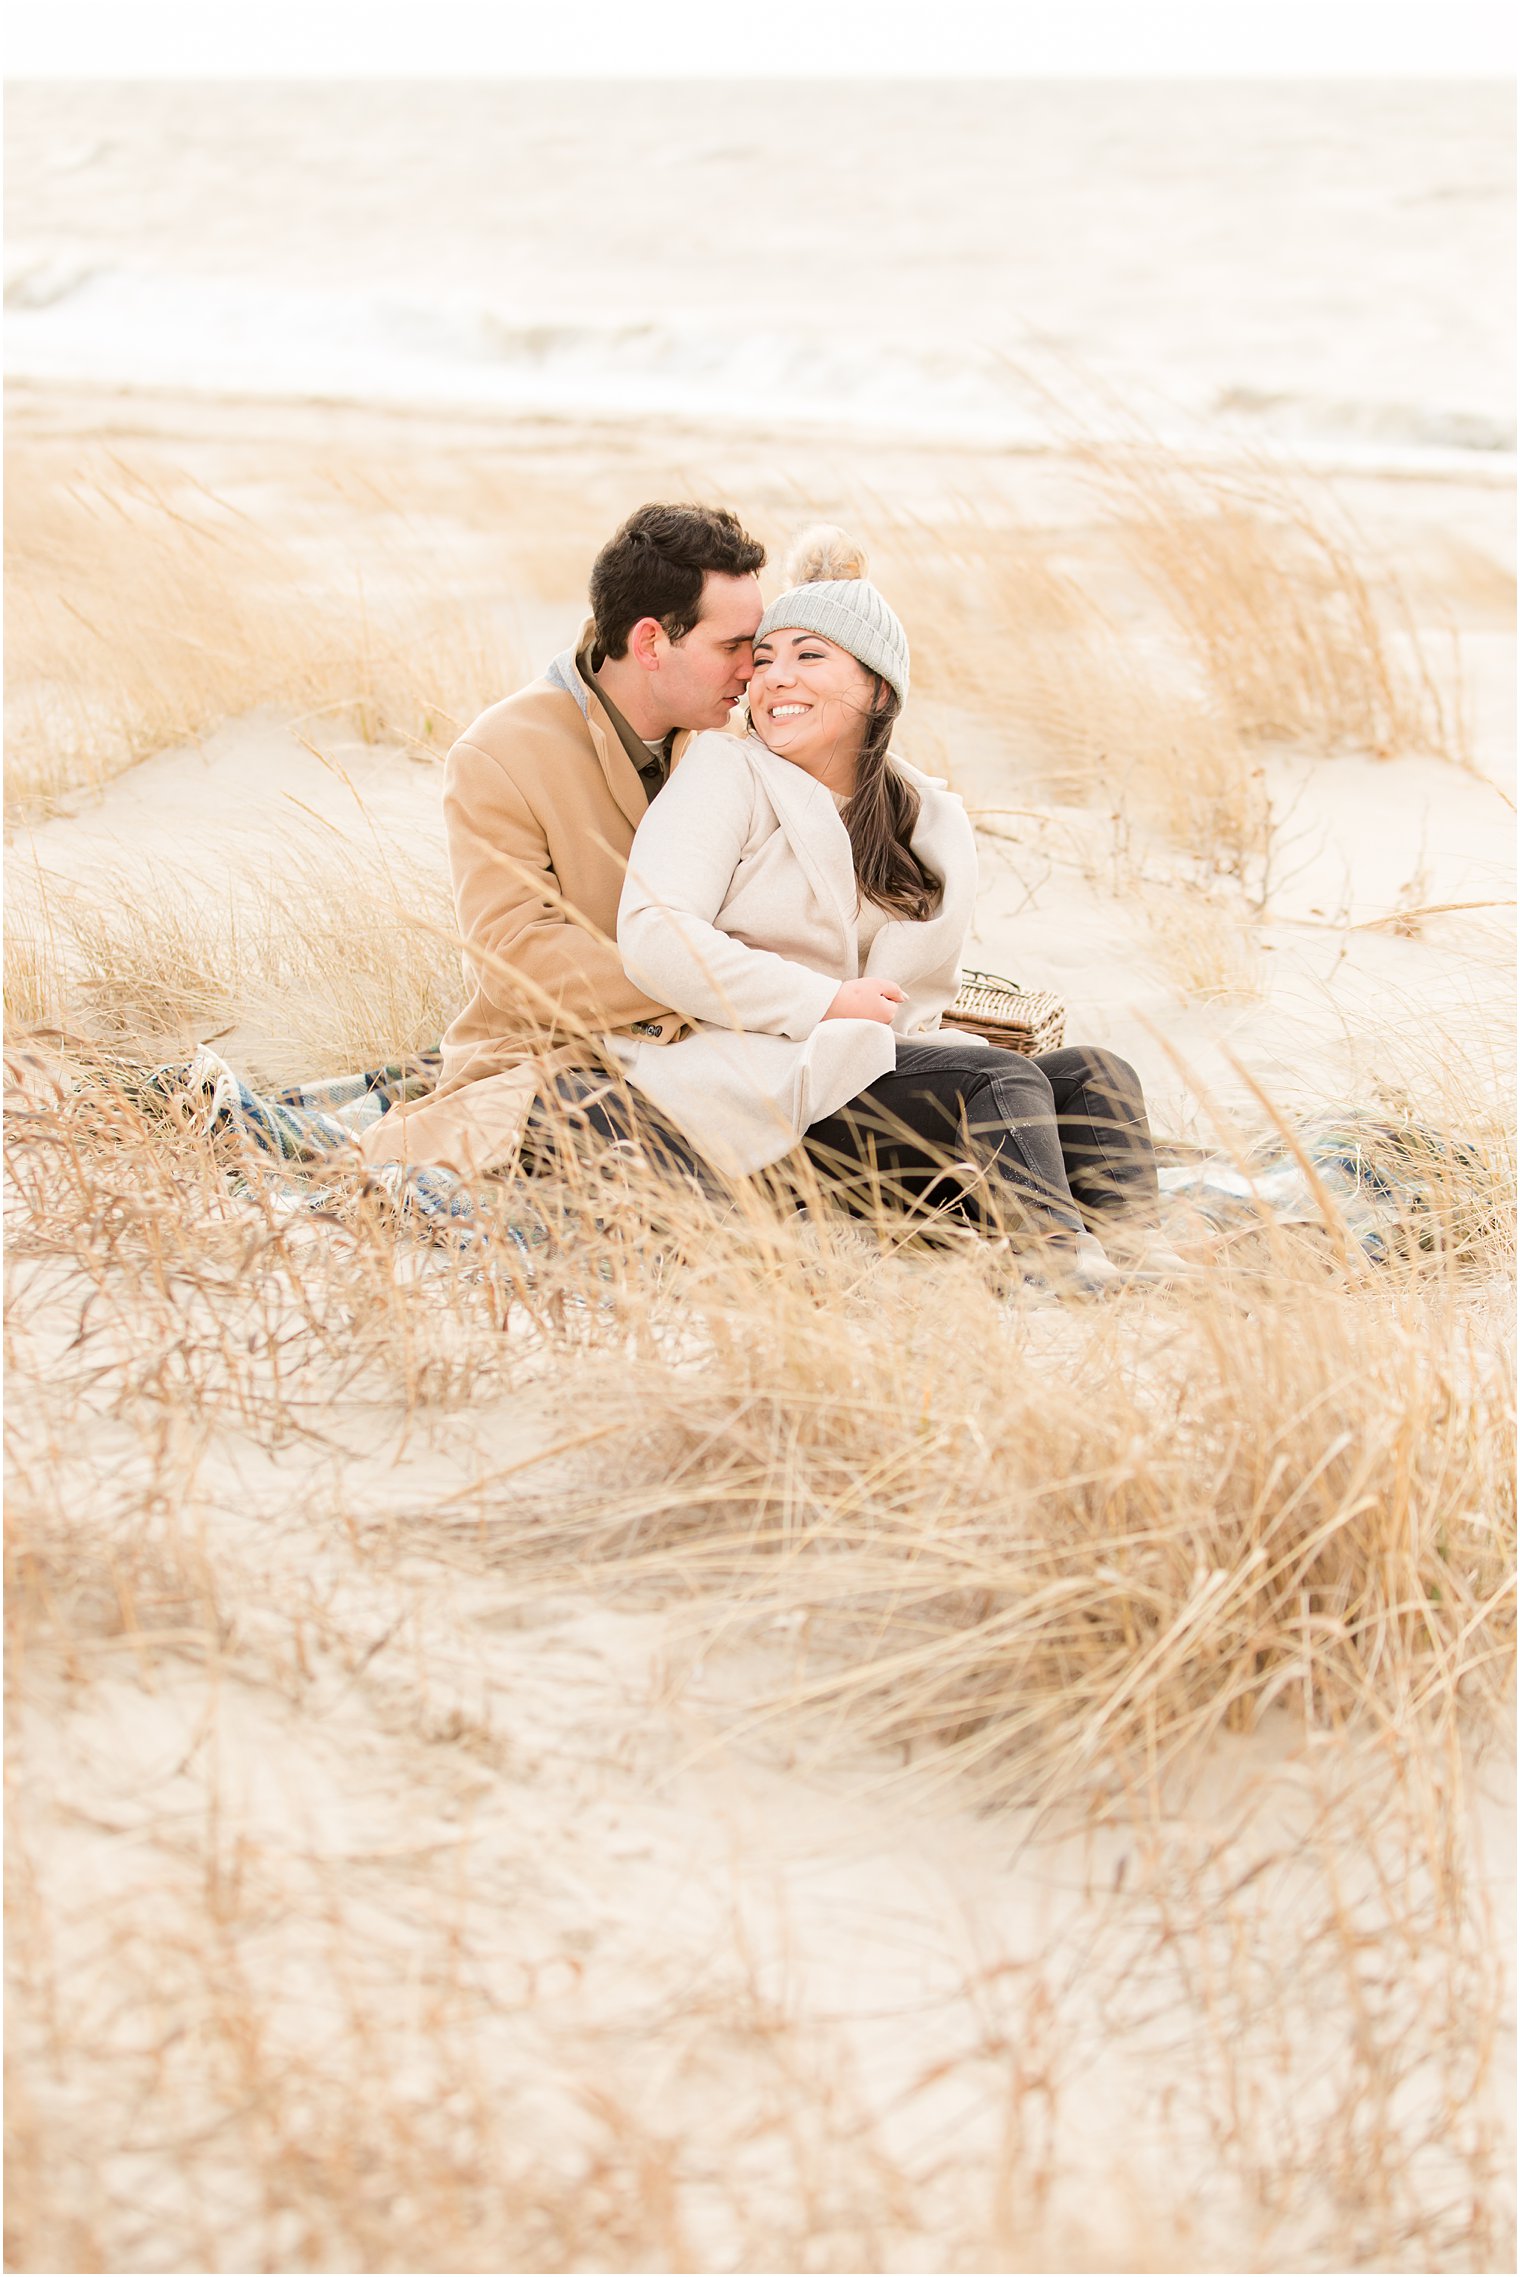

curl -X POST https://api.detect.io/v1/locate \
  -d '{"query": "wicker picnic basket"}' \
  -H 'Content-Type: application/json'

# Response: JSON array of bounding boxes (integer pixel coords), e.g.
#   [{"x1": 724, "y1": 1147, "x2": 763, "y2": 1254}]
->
[{"x1": 942, "y1": 969, "x2": 1066, "y2": 1056}]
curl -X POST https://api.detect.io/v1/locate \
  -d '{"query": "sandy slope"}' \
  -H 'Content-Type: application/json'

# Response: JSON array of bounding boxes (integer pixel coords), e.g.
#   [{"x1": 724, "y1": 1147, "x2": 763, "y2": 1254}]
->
[
  {"x1": 12, "y1": 1351, "x2": 1513, "y2": 2270},
  {"x1": 6, "y1": 380, "x2": 1516, "y2": 2270}
]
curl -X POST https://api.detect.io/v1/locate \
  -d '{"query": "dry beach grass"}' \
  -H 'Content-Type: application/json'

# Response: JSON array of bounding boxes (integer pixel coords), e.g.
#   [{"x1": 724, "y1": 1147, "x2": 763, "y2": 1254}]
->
[
  {"x1": 4, "y1": 395, "x2": 1516, "y2": 2272},
  {"x1": 4, "y1": 449, "x2": 525, "y2": 822}
]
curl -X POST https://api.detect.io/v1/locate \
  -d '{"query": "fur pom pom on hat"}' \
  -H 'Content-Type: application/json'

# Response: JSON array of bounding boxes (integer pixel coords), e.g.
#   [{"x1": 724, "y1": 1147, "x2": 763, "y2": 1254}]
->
[
  {"x1": 782, "y1": 524, "x2": 871, "y2": 586},
  {"x1": 756, "y1": 524, "x2": 909, "y2": 701}
]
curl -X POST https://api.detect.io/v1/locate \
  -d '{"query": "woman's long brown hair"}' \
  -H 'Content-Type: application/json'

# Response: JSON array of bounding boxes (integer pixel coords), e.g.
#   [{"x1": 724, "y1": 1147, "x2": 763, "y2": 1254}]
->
[{"x1": 841, "y1": 677, "x2": 944, "y2": 922}]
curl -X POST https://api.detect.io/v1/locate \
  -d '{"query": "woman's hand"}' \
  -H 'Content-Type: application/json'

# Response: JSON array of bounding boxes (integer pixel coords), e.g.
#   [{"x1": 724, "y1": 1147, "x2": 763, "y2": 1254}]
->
[{"x1": 822, "y1": 978, "x2": 906, "y2": 1025}]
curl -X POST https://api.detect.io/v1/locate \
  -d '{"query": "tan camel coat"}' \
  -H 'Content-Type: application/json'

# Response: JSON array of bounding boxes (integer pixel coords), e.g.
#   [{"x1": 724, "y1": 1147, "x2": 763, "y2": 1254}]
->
[
  {"x1": 616, "y1": 731, "x2": 982, "y2": 1178},
  {"x1": 357, "y1": 634, "x2": 695, "y2": 1178}
]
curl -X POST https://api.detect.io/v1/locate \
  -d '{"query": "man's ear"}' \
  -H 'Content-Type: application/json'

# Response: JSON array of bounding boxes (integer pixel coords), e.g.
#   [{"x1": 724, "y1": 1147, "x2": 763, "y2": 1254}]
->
[{"x1": 626, "y1": 616, "x2": 665, "y2": 673}]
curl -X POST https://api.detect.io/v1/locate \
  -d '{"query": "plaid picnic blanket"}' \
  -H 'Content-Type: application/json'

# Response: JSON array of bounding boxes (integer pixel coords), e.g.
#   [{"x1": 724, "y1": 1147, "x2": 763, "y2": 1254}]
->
[
  {"x1": 134, "y1": 1044, "x2": 1495, "y2": 1266},
  {"x1": 145, "y1": 1044, "x2": 483, "y2": 1232},
  {"x1": 1157, "y1": 1120, "x2": 1498, "y2": 1263}
]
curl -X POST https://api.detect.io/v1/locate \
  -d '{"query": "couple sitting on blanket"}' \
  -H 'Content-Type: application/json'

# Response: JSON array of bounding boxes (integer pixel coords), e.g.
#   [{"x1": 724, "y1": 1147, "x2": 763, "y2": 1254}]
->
[{"x1": 364, "y1": 501, "x2": 1189, "y2": 1293}]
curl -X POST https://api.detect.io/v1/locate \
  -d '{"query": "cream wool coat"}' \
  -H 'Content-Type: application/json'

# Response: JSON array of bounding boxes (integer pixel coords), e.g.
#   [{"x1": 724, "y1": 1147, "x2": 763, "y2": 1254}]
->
[{"x1": 617, "y1": 730, "x2": 984, "y2": 1177}]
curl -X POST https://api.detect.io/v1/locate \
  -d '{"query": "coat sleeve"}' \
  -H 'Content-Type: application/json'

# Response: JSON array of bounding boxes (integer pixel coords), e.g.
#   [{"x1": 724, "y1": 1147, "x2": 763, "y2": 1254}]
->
[
  {"x1": 445, "y1": 733, "x2": 678, "y2": 1041},
  {"x1": 618, "y1": 744, "x2": 840, "y2": 1039}
]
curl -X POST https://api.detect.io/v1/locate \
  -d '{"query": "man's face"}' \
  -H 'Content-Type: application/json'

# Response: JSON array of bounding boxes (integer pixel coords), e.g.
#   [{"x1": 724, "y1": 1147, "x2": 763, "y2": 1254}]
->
[{"x1": 653, "y1": 572, "x2": 763, "y2": 731}]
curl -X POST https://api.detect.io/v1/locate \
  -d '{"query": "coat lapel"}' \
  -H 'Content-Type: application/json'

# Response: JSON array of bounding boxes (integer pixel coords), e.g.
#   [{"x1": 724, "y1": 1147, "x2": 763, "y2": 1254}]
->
[
  {"x1": 558, "y1": 624, "x2": 652, "y2": 834},
  {"x1": 583, "y1": 692, "x2": 653, "y2": 834},
  {"x1": 747, "y1": 739, "x2": 858, "y2": 946}
]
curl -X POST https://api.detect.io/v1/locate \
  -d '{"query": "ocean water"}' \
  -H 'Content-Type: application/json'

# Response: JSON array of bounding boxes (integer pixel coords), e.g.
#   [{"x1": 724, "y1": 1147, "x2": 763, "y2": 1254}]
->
[{"x1": 5, "y1": 80, "x2": 1513, "y2": 467}]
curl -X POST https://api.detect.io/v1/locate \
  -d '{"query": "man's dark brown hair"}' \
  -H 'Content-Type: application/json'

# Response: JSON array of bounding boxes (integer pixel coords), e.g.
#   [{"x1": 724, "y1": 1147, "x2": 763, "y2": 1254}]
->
[{"x1": 589, "y1": 502, "x2": 766, "y2": 659}]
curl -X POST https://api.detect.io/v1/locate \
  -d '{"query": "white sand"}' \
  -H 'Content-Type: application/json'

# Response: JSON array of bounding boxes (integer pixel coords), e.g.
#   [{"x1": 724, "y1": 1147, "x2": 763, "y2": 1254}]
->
[
  {"x1": 12, "y1": 1351, "x2": 1512, "y2": 2268},
  {"x1": 8, "y1": 381, "x2": 1514, "y2": 2264}
]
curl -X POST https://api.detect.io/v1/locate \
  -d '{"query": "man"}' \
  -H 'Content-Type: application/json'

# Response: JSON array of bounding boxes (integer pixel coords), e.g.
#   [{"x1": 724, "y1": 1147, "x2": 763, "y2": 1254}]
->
[{"x1": 359, "y1": 501, "x2": 765, "y2": 1180}]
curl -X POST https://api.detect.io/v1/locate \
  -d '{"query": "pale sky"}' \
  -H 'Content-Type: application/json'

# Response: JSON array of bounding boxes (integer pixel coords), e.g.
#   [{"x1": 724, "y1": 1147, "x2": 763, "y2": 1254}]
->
[{"x1": 5, "y1": 0, "x2": 1516, "y2": 79}]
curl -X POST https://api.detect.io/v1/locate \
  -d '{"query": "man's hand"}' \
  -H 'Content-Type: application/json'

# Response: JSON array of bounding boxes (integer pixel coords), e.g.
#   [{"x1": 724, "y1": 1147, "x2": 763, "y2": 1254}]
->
[{"x1": 822, "y1": 978, "x2": 907, "y2": 1025}]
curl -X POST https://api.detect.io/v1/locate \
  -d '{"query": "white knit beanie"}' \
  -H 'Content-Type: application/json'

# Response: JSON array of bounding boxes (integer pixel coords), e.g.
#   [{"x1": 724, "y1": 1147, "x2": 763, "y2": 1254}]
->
[{"x1": 755, "y1": 526, "x2": 910, "y2": 702}]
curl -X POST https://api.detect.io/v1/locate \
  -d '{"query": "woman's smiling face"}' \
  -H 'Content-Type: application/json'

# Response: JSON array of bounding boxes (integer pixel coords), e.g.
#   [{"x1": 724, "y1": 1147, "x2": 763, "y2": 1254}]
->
[{"x1": 747, "y1": 628, "x2": 877, "y2": 778}]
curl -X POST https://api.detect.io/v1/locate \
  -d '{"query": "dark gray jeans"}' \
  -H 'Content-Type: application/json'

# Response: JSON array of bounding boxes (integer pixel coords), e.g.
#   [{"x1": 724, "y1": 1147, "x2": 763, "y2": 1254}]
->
[
  {"x1": 520, "y1": 1066, "x2": 713, "y2": 1189},
  {"x1": 523, "y1": 1041, "x2": 1161, "y2": 1251},
  {"x1": 801, "y1": 1039, "x2": 1161, "y2": 1248}
]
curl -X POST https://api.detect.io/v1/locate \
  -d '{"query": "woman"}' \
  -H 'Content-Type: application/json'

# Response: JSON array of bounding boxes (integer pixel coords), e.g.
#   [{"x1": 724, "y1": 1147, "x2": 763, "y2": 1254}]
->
[{"x1": 615, "y1": 529, "x2": 1181, "y2": 1289}]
